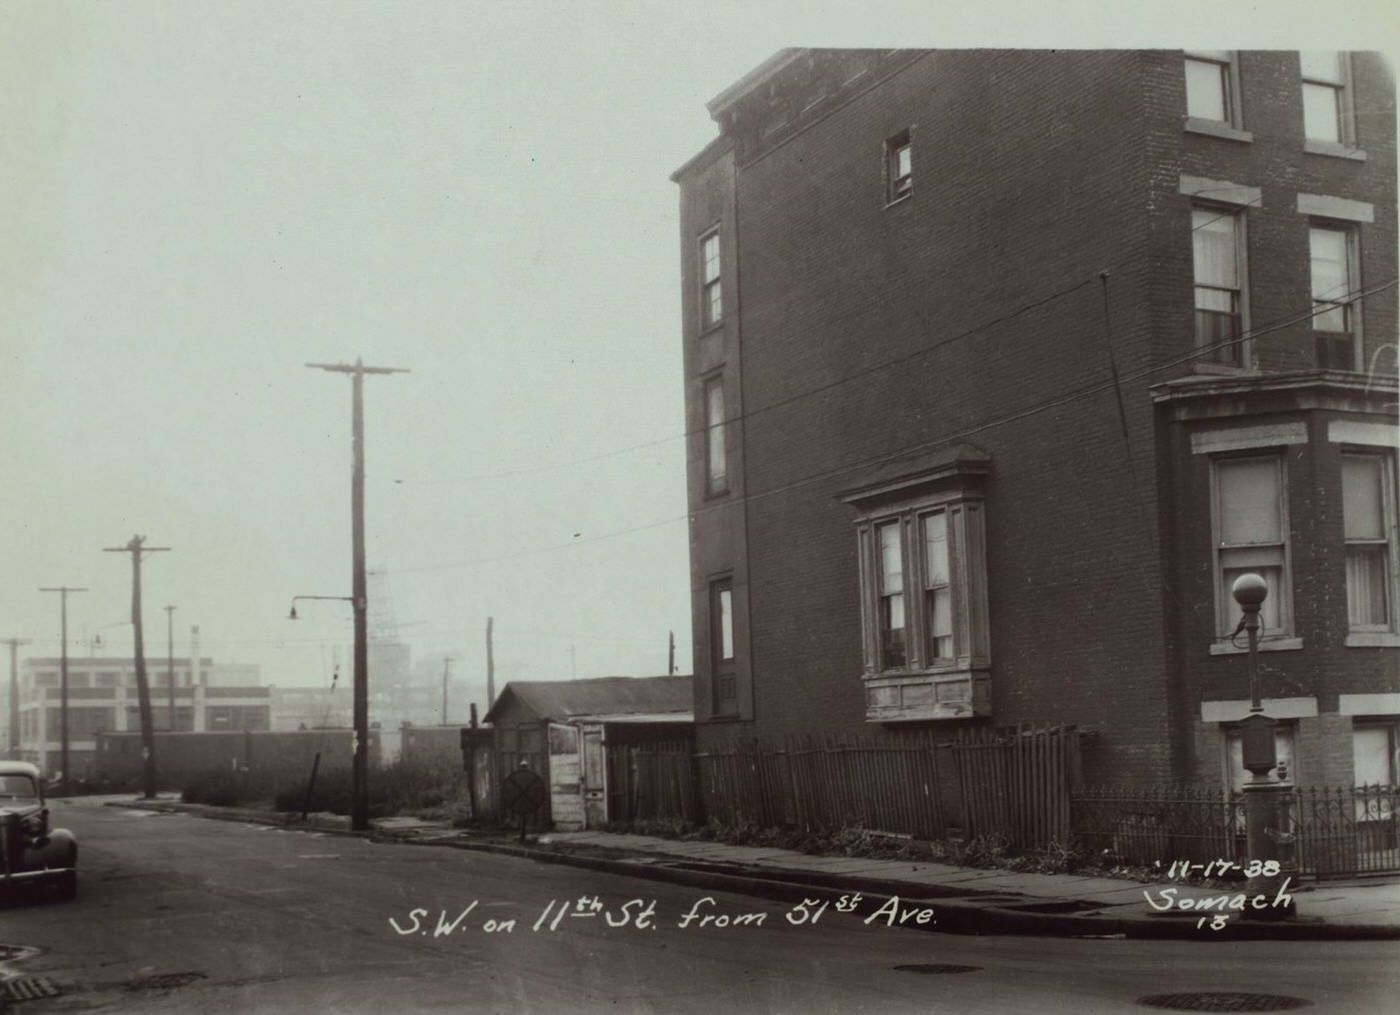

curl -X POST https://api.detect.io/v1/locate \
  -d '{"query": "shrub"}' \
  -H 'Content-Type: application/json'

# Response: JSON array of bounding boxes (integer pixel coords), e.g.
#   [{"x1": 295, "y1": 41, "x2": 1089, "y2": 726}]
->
[
  {"x1": 271, "y1": 761, "x2": 462, "y2": 819},
  {"x1": 182, "y1": 770, "x2": 248, "y2": 808}
]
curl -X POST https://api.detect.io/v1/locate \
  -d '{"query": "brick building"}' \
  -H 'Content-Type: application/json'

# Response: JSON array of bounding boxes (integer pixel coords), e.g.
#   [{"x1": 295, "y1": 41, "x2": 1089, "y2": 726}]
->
[
  {"x1": 673, "y1": 49, "x2": 1398, "y2": 788},
  {"x1": 16, "y1": 654, "x2": 270, "y2": 779}
]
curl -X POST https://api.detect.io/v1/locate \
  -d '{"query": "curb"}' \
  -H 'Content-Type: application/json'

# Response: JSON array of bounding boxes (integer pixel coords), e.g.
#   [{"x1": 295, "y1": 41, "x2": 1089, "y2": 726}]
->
[
  {"x1": 102, "y1": 801, "x2": 1400, "y2": 941},
  {"x1": 416, "y1": 838, "x2": 1400, "y2": 941}
]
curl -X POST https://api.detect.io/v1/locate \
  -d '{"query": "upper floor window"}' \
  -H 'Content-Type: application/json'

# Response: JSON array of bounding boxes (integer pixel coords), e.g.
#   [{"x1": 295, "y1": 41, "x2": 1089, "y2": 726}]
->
[
  {"x1": 699, "y1": 228, "x2": 722, "y2": 329},
  {"x1": 1185, "y1": 51, "x2": 1241, "y2": 127},
  {"x1": 1309, "y1": 224, "x2": 1360, "y2": 370},
  {"x1": 885, "y1": 129, "x2": 911, "y2": 204},
  {"x1": 1342, "y1": 452, "x2": 1397, "y2": 633},
  {"x1": 1192, "y1": 206, "x2": 1248, "y2": 367},
  {"x1": 1212, "y1": 455, "x2": 1293, "y2": 641},
  {"x1": 1300, "y1": 51, "x2": 1354, "y2": 146},
  {"x1": 704, "y1": 375, "x2": 728, "y2": 496}
]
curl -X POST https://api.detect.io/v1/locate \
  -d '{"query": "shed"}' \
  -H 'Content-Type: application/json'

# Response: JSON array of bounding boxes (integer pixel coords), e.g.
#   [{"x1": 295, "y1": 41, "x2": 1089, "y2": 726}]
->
[{"x1": 482, "y1": 675, "x2": 693, "y2": 830}]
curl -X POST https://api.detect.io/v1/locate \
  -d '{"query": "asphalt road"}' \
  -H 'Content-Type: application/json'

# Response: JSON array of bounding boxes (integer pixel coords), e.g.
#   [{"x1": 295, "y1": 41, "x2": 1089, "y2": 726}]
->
[{"x1": 2, "y1": 798, "x2": 1396, "y2": 1014}]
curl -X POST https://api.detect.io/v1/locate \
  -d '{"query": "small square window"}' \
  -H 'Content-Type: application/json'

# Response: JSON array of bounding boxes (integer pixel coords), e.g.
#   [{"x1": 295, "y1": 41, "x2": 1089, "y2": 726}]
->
[{"x1": 885, "y1": 130, "x2": 911, "y2": 203}]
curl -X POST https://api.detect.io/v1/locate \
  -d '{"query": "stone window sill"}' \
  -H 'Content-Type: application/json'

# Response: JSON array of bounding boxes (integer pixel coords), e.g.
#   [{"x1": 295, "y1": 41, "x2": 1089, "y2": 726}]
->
[
  {"x1": 1209, "y1": 636, "x2": 1303, "y2": 656},
  {"x1": 1184, "y1": 118, "x2": 1253, "y2": 143}
]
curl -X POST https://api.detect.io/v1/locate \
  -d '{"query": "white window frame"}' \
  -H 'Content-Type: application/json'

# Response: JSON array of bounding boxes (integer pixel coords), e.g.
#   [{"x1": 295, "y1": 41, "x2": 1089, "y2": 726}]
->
[
  {"x1": 1300, "y1": 51, "x2": 1357, "y2": 150},
  {"x1": 1342, "y1": 450, "x2": 1399, "y2": 636},
  {"x1": 699, "y1": 227, "x2": 722, "y2": 330},
  {"x1": 1309, "y1": 222, "x2": 1362, "y2": 371},
  {"x1": 1191, "y1": 204, "x2": 1250, "y2": 368},
  {"x1": 1210, "y1": 453, "x2": 1297, "y2": 649}
]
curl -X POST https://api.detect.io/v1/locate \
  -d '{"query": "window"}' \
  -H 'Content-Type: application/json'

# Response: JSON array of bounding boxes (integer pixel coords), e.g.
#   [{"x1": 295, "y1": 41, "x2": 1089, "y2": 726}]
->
[
  {"x1": 1300, "y1": 51, "x2": 1352, "y2": 146},
  {"x1": 1352, "y1": 723, "x2": 1398, "y2": 835},
  {"x1": 1184, "y1": 51, "x2": 1239, "y2": 126},
  {"x1": 710, "y1": 578, "x2": 736, "y2": 715},
  {"x1": 868, "y1": 507, "x2": 981, "y2": 672},
  {"x1": 704, "y1": 375, "x2": 727, "y2": 496},
  {"x1": 1309, "y1": 224, "x2": 1359, "y2": 370},
  {"x1": 842, "y1": 447, "x2": 991, "y2": 721},
  {"x1": 1212, "y1": 455, "x2": 1292, "y2": 640},
  {"x1": 885, "y1": 129, "x2": 911, "y2": 203},
  {"x1": 1354, "y1": 723, "x2": 1398, "y2": 788},
  {"x1": 923, "y1": 512, "x2": 953, "y2": 662},
  {"x1": 1192, "y1": 206, "x2": 1247, "y2": 366},
  {"x1": 876, "y1": 521, "x2": 907, "y2": 668},
  {"x1": 1343, "y1": 452, "x2": 1397, "y2": 632},
  {"x1": 699, "y1": 228, "x2": 722, "y2": 329}
]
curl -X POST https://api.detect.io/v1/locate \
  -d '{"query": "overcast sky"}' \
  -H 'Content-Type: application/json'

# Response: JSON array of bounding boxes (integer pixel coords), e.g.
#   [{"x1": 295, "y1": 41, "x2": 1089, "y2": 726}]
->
[{"x1": 2, "y1": 1, "x2": 1394, "y2": 703}]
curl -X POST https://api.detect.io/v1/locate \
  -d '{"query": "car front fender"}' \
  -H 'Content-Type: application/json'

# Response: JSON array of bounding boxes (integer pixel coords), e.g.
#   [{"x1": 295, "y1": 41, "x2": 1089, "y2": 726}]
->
[{"x1": 30, "y1": 828, "x2": 77, "y2": 870}]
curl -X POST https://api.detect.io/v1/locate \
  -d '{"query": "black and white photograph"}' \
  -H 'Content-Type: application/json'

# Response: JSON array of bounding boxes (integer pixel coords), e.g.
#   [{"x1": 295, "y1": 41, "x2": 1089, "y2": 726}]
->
[{"x1": 2, "y1": 2, "x2": 1398, "y2": 1012}]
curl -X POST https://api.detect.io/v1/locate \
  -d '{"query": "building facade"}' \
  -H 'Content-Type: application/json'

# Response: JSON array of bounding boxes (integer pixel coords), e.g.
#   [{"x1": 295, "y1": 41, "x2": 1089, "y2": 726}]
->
[
  {"x1": 673, "y1": 49, "x2": 1398, "y2": 787},
  {"x1": 17, "y1": 655, "x2": 270, "y2": 779}
]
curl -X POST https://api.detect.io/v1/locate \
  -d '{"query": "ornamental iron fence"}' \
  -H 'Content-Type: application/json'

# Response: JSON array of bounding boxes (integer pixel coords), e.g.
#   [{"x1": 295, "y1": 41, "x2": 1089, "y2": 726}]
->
[{"x1": 1072, "y1": 783, "x2": 1400, "y2": 879}]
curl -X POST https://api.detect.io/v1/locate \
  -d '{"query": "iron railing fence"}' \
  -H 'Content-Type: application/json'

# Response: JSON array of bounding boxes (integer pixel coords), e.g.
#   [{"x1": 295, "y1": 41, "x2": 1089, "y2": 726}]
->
[{"x1": 1072, "y1": 783, "x2": 1400, "y2": 879}]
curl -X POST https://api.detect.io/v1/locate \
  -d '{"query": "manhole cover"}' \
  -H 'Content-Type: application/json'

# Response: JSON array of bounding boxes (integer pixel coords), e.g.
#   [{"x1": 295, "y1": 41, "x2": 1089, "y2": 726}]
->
[
  {"x1": 1137, "y1": 993, "x2": 1313, "y2": 1011},
  {"x1": 892, "y1": 963, "x2": 981, "y2": 974},
  {"x1": 125, "y1": 971, "x2": 208, "y2": 992},
  {"x1": 3, "y1": 976, "x2": 63, "y2": 1002}
]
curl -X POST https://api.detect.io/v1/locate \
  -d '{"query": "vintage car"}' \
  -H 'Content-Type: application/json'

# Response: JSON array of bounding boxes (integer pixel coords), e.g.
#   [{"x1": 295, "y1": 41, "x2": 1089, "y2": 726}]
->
[{"x1": 0, "y1": 761, "x2": 77, "y2": 901}]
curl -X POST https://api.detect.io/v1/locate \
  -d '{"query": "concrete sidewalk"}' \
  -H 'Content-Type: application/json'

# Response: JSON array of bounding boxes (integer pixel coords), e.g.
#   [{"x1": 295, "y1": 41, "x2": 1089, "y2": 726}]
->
[
  {"x1": 496, "y1": 829, "x2": 1400, "y2": 940},
  {"x1": 96, "y1": 798, "x2": 1400, "y2": 939}
]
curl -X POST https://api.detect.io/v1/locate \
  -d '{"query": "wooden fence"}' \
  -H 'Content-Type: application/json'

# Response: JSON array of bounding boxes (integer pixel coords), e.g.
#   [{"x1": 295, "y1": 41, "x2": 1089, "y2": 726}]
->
[
  {"x1": 605, "y1": 740, "x2": 700, "y2": 824},
  {"x1": 685, "y1": 724, "x2": 1079, "y2": 850}
]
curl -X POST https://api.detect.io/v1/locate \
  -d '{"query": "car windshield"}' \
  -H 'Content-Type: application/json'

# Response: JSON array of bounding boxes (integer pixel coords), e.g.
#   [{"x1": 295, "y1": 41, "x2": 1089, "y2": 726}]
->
[{"x1": 0, "y1": 774, "x2": 38, "y2": 800}]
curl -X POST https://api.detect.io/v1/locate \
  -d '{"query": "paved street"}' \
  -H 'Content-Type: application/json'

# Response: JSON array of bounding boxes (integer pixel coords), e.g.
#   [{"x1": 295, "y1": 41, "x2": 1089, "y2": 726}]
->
[{"x1": 2, "y1": 799, "x2": 1396, "y2": 1014}]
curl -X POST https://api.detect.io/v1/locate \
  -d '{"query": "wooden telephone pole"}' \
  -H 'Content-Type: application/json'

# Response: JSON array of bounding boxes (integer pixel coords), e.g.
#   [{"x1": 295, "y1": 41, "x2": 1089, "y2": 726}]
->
[
  {"x1": 104, "y1": 536, "x2": 169, "y2": 798},
  {"x1": 307, "y1": 359, "x2": 407, "y2": 831},
  {"x1": 38, "y1": 586, "x2": 86, "y2": 791}
]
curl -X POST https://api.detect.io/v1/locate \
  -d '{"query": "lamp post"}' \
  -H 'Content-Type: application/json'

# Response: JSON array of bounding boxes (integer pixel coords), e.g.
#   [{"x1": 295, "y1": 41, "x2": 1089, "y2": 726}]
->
[{"x1": 1230, "y1": 573, "x2": 1295, "y2": 920}]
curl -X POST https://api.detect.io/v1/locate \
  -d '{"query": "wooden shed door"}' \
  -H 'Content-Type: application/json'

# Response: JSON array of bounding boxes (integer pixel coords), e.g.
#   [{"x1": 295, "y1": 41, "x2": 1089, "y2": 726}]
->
[
  {"x1": 547, "y1": 722, "x2": 584, "y2": 831},
  {"x1": 581, "y1": 725, "x2": 607, "y2": 828}
]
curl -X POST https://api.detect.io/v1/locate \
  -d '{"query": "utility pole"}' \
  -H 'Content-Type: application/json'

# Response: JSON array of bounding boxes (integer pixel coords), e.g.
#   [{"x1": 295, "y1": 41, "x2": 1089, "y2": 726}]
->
[
  {"x1": 485, "y1": 617, "x2": 495, "y2": 711},
  {"x1": 441, "y1": 655, "x2": 455, "y2": 725},
  {"x1": 164, "y1": 605, "x2": 176, "y2": 730},
  {"x1": 307, "y1": 358, "x2": 408, "y2": 832},
  {"x1": 668, "y1": 630, "x2": 676, "y2": 676},
  {"x1": 3, "y1": 638, "x2": 32, "y2": 761},
  {"x1": 104, "y1": 536, "x2": 169, "y2": 799},
  {"x1": 39, "y1": 586, "x2": 87, "y2": 792}
]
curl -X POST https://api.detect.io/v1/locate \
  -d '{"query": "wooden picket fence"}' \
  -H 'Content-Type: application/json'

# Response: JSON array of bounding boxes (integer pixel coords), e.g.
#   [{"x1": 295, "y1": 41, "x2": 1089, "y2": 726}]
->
[
  {"x1": 682, "y1": 724, "x2": 1080, "y2": 850},
  {"x1": 605, "y1": 740, "x2": 700, "y2": 823}
]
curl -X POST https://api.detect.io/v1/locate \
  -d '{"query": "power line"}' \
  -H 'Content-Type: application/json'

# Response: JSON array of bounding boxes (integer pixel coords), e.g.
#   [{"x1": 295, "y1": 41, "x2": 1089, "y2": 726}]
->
[
  {"x1": 390, "y1": 276, "x2": 1397, "y2": 574},
  {"x1": 391, "y1": 274, "x2": 1101, "y2": 487}
]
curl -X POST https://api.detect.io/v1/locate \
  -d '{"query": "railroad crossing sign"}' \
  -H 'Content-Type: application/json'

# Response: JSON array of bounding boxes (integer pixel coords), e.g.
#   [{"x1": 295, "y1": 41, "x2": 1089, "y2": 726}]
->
[{"x1": 501, "y1": 766, "x2": 545, "y2": 816}]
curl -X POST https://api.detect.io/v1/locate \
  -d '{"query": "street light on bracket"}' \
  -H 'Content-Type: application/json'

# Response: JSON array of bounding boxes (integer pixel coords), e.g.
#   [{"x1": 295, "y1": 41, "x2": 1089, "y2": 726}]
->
[{"x1": 287, "y1": 595, "x2": 357, "y2": 622}]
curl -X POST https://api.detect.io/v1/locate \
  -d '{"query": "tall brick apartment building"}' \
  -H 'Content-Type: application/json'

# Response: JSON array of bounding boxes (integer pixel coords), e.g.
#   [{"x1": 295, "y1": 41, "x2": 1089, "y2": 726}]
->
[{"x1": 672, "y1": 50, "x2": 1398, "y2": 788}]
